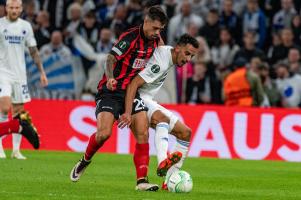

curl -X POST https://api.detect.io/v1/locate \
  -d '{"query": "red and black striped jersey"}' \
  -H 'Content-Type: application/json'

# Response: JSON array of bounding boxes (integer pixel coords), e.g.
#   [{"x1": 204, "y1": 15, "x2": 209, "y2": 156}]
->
[{"x1": 97, "y1": 25, "x2": 160, "y2": 91}]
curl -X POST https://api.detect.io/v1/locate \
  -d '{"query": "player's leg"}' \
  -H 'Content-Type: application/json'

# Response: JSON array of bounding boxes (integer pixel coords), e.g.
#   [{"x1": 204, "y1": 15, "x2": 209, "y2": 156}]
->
[
  {"x1": 11, "y1": 104, "x2": 27, "y2": 159},
  {"x1": 9, "y1": 82, "x2": 40, "y2": 152},
  {"x1": 130, "y1": 97, "x2": 159, "y2": 191},
  {"x1": 0, "y1": 95, "x2": 12, "y2": 159},
  {"x1": 70, "y1": 95, "x2": 116, "y2": 182},
  {"x1": 164, "y1": 121, "x2": 191, "y2": 188},
  {"x1": 150, "y1": 110, "x2": 182, "y2": 177},
  {"x1": 145, "y1": 99, "x2": 170, "y2": 167}
]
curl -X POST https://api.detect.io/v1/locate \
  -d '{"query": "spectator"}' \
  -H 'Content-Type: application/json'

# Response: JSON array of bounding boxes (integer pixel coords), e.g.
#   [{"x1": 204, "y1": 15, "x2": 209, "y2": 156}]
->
[
  {"x1": 126, "y1": 0, "x2": 143, "y2": 28},
  {"x1": 42, "y1": 0, "x2": 69, "y2": 30},
  {"x1": 211, "y1": 28, "x2": 240, "y2": 75},
  {"x1": 64, "y1": 2, "x2": 83, "y2": 41},
  {"x1": 186, "y1": 22, "x2": 200, "y2": 38},
  {"x1": 257, "y1": 63, "x2": 282, "y2": 107},
  {"x1": 191, "y1": 0, "x2": 209, "y2": 19},
  {"x1": 235, "y1": 31, "x2": 266, "y2": 62},
  {"x1": 249, "y1": 56, "x2": 262, "y2": 75},
  {"x1": 224, "y1": 57, "x2": 264, "y2": 106},
  {"x1": 199, "y1": 8, "x2": 220, "y2": 47},
  {"x1": 242, "y1": 0, "x2": 266, "y2": 48},
  {"x1": 275, "y1": 62, "x2": 301, "y2": 107},
  {"x1": 202, "y1": 0, "x2": 220, "y2": 10},
  {"x1": 291, "y1": 15, "x2": 301, "y2": 46},
  {"x1": 96, "y1": 28, "x2": 114, "y2": 54},
  {"x1": 271, "y1": 28, "x2": 301, "y2": 64},
  {"x1": 96, "y1": 0, "x2": 118, "y2": 22},
  {"x1": 219, "y1": 0, "x2": 241, "y2": 44},
  {"x1": 22, "y1": 0, "x2": 38, "y2": 30},
  {"x1": 168, "y1": 0, "x2": 203, "y2": 45},
  {"x1": 34, "y1": 11, "x2": 53, "y2": 49},
  {"x1": 77, "y1": 11, "x2": 100, "y2": 49},
  {"x1": 162, "y1": 0, "x2": 177, "y2": 19},
  {"x1": 75, "y1": 0, "x2": 96, "y2": 16},
  {"x1": 227, "y1": 0, "x2": 247, "y2": 16},
  {"x1": 40, "y1": 31, "x2": 72, "y2": 59},
  {"x1": 0, "y1": 4, "x2": 5, "y2": 17},
  {"x1": 267, "y1": 32, "x2": 282, "y2": 61},
  {"x1": 193, "y1": 36, "x2": 211, "y2": 63},
  {"x1": 286, "y1": 48, "x2": 301, "y2": 74},
  {"x1": 185, "y1": 61, "x2": 222, "y2": 104},
  {"x1": 273, "y1": 0, "x2": 297, "y2": 32},
  {"x1": 104, "y1": 4, "x2": 129, "y2": 40}
]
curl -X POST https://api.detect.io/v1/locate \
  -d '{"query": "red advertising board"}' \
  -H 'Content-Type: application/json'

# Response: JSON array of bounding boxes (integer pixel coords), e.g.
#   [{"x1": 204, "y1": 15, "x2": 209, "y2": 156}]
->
[{"x1": 2, "y1": 99, "x2": 301, "y2": 162}]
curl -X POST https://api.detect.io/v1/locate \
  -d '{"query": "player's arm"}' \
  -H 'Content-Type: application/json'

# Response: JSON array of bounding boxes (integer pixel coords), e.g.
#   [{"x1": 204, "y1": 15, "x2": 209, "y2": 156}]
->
[
  {"x1": 29, "y1": 46, "x2": 48, "y2": 87},
  {"x1": 107, "y1": 31, "x2": 136, "y2": 90},
  {"x1": 105, "y1": 53, "x2": 117, "y2": 90},
  {"x1": 118, "y1": 75, "x2": 146, "y2": 128},
  {"x1": 26, "y1": 22, "x2": 48, "y2": 87}
]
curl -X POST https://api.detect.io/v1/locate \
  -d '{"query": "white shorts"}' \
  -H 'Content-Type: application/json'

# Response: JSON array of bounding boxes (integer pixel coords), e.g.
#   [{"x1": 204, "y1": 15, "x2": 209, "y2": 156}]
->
[
  {"x1": 0, "y1": 81, "x2": 31, "y2": 104},
  {"x1": 143, "y1": 98, "x2": 178, "y2": 133}
]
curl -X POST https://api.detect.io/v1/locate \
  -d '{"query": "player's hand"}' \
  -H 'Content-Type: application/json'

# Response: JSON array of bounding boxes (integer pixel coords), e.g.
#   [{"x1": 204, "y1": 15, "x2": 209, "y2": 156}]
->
[
  {"x1": 118, "y1": 113, "x2": 131, "y2": 129},
  {"x1": 40, "y1": 71, "x2": 48, "y2": 87},
  {"x1": 106, "y1": 78, "x2": 117, "y2": 91}
]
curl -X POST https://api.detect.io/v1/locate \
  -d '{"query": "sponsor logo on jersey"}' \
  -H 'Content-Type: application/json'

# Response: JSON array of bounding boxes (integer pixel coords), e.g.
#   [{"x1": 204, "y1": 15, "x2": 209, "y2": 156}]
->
[
  {"x1": 133, "y1": 58, "x2": 146, "y2": 69},
  {"x1": 151, "y1": 64, "x2": 160, "y2": 73},
  {"x1": 4, "y1": 35, "x2": 24, "y2": 44}
]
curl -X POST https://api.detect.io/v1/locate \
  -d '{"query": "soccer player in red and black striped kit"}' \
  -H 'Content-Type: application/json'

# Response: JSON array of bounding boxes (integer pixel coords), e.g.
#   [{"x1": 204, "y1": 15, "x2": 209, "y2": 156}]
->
[{"x1": 70, "y1": 6, "x2": 168, "y2": 191}]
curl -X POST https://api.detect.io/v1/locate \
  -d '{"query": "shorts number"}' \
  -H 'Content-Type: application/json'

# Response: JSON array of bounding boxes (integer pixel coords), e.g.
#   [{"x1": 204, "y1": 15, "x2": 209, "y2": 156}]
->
[
  {"x1": 22, "y1": 85, "x2": 29, "y2": 95},
  {"x1": 134, "y1": 98, "x2": 145, "y2": 111}
]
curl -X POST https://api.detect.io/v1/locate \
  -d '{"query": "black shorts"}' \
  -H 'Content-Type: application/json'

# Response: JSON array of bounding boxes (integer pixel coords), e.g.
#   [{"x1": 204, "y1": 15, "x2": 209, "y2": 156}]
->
[{"x1": 95, "y1": 89, "x2": 148, "y2": 120}]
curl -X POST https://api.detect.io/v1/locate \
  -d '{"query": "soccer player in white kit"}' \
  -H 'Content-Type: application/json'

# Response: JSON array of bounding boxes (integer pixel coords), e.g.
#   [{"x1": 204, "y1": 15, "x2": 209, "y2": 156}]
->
[
  {"x1": 0, "y1": 0, "x2": 48, "y2": 159},
  {"x1": 118, "y1": 34, "x2": 199, "y2": 189}
]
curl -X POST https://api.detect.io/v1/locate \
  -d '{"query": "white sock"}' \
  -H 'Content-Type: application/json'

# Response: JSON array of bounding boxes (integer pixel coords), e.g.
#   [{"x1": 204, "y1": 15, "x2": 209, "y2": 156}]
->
[
  {"x1": 165, "y1": 139, "x2": 190, "y2": 182},
  {"x1": 12, "y1": 133, "x2": 22, "y2": 152},
  {"x1": 0, "y1": 113, "x2": 8, "y2": 154},
  {"x1": 155, "y1": 122, "x2": 169, "y2": 165}
]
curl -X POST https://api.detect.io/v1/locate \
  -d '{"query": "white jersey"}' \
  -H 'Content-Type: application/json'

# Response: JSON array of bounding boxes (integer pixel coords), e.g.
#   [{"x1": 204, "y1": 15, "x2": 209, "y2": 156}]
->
[
  {"x1": 138, "y1": 46, "x2": 174, "y2": 100},
  {"x1": 0, "y1": 17, "x2": 37, "y2": 83}
]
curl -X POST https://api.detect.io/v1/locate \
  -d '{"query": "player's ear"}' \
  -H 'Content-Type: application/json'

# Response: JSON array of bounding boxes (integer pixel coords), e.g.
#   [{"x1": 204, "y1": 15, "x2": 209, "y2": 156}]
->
[{"x1": 174, "y1": 46, "x2": 180, "y2": 53}]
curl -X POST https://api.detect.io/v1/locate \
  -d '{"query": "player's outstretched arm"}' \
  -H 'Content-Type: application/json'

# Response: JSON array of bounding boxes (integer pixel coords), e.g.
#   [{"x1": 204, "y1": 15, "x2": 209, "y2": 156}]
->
[
  {"x1": 29, "y1": 46, "x2": 48, "y2": 87},
  {"x1": 105, "y1": 53, "x2": 117, "y2": 90},
  {"x1": 118, "y1": 75, "x2": 146, "y2": 129}
]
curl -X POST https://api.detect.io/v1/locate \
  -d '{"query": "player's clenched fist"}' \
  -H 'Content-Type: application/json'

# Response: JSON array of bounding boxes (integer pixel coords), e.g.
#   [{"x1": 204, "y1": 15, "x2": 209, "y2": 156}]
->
[
  {"x1": 106, "y1": 78, "x2": 117, "y2": 91},
  {"x1": 40, "y1": 71, "x2": 48, "y2": 87}
]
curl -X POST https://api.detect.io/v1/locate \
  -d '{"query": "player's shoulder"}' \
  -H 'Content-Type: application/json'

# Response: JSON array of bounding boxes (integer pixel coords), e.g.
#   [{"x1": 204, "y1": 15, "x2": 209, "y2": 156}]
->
[
  {"x1": 154, "y1": 45, "x2": 173, "y2": 59},
  {"x1": 119, "y1": 26, "x2": 140, "y2": 41},
  {"x1": 18, "y1": 18, "x2": 31, "y2": 26},
  {"x1": 155, "y1": 45, "x2": 173, "y2": 53},
  {"x1": 0, "y1": 17, "x2": 5, "y2": 24},
  {"x1": 12, "y1": 18, "x2": 32, "y2": 31}
]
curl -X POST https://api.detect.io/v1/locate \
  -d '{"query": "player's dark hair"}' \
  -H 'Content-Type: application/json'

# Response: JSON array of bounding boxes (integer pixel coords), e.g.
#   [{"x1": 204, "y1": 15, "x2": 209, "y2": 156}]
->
[
  {"x1": 145, "y1": 5, "x2": 168, "y2": 25},
  {"x1": 176, "y1": 34, "x2": 199, "y2": 49}
]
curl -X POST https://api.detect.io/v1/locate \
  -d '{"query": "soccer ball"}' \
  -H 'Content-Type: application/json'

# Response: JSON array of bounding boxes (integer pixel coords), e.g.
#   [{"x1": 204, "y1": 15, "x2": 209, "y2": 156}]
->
[{"x1": 166, "y1": 170, "x2": 193, "y2": 193}]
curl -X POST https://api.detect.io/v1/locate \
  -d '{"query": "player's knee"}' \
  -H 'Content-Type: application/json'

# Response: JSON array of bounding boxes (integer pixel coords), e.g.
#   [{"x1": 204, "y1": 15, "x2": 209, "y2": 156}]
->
[
  {"x1": 178, "y1": 127, "x2": 192, "y2": 142},
  {"x1": 95, "y1": 129, "x2": 111, "y2": 143},
  {"x1": 151, "y1": 113, "x2": 170, "y2": 125},
  {"x1": 135, "y1": 131, "x2": 149, "y2": 144},
  {"x1": 1, "y1": 104, "x2": 10, "y2": 114}
]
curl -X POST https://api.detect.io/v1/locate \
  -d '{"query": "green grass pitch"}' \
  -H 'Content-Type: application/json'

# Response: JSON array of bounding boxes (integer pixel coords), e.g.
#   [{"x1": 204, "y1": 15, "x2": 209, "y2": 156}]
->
[{"x1": 0, "y1": 150, "x2": 300, "y2": 200}]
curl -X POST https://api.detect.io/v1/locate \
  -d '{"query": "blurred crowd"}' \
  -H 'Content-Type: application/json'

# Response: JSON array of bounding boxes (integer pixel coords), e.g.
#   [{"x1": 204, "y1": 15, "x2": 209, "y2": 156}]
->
[{"x1": 1, "y1": 0, "x2": 301, "y2": 108}]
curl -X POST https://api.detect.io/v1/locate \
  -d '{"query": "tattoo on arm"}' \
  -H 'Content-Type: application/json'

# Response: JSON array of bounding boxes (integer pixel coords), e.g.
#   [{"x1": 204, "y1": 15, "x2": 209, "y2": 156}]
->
[
  {"x1": 29, "y1": 46, "x2": 44, "y2": 73},
  {"x1": 105, "y1": 54, "x2": 117, "y2": 79}
]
